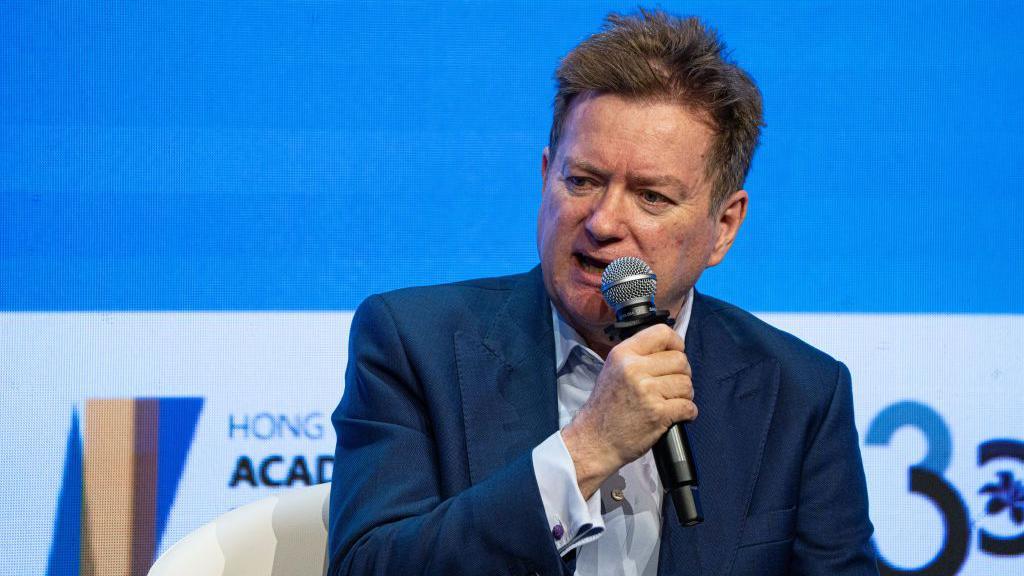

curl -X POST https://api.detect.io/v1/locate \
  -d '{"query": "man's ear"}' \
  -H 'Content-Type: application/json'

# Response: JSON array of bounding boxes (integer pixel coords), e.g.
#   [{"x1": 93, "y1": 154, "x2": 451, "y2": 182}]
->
[
  {"x1": 707, "y1": 189, "x2": 748, "y2": 267},
  {"x1": 541, "y1": 146, "x2": 551, "y2": 188}
]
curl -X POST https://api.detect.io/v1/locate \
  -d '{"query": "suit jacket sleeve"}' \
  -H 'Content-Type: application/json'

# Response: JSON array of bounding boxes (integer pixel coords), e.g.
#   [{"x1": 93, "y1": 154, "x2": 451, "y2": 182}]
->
[
  {"x1": 790, "y1": 362, "x2": 878, "y2": 575},
  {"x1": 327, "y1": 295, "x2": 569, "y2": 576}
]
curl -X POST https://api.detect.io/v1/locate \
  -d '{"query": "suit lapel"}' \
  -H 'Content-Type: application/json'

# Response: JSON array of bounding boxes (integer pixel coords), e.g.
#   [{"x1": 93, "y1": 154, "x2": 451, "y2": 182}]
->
[
  {"x1": 456, "y1": 267, "x2": 560, "y2": 484},
  {"x1": 659, "y1": 292, "x2": 781, "y2": 575}
]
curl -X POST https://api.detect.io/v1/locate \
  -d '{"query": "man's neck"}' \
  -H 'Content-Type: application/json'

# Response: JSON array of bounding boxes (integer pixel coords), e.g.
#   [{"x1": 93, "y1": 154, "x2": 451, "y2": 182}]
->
[{"x1": 581, "y1": 329, "x2": 614, "y2": 359}]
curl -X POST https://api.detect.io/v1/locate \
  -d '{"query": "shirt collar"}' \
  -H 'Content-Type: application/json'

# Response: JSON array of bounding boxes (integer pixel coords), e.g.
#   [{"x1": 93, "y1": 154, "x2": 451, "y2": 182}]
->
[{"x1": 551, "y1": 287, "x2": 695, "y2": 373}]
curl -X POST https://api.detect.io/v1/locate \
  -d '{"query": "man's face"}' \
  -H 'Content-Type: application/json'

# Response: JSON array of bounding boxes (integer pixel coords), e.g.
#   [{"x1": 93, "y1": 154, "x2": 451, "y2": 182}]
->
[{"x1": 537, "y1": 93, "x2": 747, "y2": 350}]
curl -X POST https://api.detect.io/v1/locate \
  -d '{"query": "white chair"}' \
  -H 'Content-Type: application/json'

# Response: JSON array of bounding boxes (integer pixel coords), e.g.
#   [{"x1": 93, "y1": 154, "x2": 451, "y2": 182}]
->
[{"x1": 148, "y1": 482, "x2": 331, "y2": 576}]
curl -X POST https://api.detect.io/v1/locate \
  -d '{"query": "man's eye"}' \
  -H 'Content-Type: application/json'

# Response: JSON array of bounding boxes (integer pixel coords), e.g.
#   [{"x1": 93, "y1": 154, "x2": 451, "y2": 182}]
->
[
  {"x1": 639, "y1": 189, "x2": 669, "y2": 205},
  {"x1": 565, "y1": 176, "x2": 592, "y2": 189}
]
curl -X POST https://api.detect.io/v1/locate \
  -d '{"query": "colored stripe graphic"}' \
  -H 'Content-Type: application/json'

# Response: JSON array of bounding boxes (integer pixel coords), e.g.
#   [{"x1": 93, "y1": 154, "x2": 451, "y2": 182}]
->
[
  {"x1": 47, "y1": 398, "x2": 203, "y2": 576},
  {"x1": 82, "y1": 399, "x2": 136, "y2": 576},
  {"x1": 132, "y1": 399, "x2": 159, "y2": 576}
]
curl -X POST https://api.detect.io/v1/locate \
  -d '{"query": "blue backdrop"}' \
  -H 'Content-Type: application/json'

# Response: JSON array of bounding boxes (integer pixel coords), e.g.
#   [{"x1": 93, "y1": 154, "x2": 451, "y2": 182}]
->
[{"x1": 4, "y1": 1, "x2": 1022, "y2": 312}]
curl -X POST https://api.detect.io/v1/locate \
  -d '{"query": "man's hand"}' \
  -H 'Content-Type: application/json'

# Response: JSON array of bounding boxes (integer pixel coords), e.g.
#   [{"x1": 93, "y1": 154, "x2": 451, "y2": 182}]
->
[{"x1": 561, "y1": 324, "x2": 696, "y2": 499}]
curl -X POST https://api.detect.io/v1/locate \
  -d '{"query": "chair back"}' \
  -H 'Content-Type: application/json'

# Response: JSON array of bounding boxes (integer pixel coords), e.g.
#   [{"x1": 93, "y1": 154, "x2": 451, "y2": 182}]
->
[{"x1": 147, "y1": 482, "x2": 331, "y2": 576}]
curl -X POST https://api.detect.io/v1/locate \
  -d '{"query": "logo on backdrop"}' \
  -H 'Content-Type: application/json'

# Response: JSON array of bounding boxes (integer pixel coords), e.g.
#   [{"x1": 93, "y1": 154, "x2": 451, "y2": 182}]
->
[
  {"x1": 226, "y1": 411, "x2": 334, "y2": 488},
  {"x1": 866, "y1": 400, "x2": 1024, "y2": 575},
  {"x1": 46, "y1": 398, "x2": 203, "y2": 576}
]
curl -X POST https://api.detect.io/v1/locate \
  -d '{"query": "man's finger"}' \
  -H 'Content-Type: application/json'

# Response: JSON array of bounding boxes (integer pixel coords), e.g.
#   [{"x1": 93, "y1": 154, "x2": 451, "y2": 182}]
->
[
  {"x1": 648, "y1": 374, "x2": 693, "y2": 400},
  {"x1": 643, "y1": 350, "x2": 691, "y2": 377},
  {"x1": 622, "y1": 323, "x2": 685, "y2": 356},
  {"x1": 663, "y1": 398, "x2": 698, "y2": 424}
]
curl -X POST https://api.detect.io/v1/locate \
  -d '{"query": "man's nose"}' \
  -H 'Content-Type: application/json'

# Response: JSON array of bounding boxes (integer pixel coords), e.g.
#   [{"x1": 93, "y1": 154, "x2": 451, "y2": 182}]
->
[{"x1": 584, "y1": 186, "x2": 627, "y2": 243}]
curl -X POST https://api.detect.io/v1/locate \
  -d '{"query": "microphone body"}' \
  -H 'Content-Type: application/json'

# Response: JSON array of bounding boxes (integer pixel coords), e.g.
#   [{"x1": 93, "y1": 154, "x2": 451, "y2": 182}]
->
[{"x1": 601, "y1": 258, "x2": 703, "y2": 526}]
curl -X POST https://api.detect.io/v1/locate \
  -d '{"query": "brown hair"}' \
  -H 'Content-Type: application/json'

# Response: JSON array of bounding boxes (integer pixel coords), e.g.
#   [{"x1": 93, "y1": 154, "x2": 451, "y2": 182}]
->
[{"x1": 549, "y1": 10, "x2": 764, "y2": 213}]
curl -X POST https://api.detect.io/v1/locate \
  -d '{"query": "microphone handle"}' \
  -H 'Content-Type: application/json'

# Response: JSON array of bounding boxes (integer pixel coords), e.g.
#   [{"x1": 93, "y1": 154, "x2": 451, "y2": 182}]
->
[{"x1": 607, "y1": 313, "x2": 703, "y2": 526}]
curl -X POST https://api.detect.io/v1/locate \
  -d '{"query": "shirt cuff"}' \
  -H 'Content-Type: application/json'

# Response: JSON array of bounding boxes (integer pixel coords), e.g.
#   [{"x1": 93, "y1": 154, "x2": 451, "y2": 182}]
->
[{"x1": 532, "y1": 431, "x2": 604, "y2": 555}]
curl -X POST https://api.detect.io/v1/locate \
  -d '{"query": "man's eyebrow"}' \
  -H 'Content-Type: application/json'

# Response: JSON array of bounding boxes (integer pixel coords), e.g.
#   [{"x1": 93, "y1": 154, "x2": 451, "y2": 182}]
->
[
  {"x1": 563, "y1": 157, "x2": 610, "y2": 178},
  {"x1": 627, "y1": 173, "x2": 690, "y2": 193}
]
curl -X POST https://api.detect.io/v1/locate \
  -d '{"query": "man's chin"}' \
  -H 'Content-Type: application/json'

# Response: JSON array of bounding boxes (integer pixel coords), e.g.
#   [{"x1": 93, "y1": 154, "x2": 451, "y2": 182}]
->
[{"x1": 559, "y1": 293, "x2": 613, "y2": 329}]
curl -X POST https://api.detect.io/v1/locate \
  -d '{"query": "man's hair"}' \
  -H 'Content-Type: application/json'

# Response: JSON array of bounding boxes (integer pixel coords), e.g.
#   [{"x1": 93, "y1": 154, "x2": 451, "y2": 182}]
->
[{"x1": 549, "y1": 10, "x2": 764, "y2": 213}]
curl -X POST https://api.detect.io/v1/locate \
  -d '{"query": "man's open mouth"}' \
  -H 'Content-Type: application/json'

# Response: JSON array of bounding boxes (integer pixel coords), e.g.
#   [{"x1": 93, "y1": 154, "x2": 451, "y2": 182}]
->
[{"x1": 574, "y1": 253, "x2": 608, "y2": 275}]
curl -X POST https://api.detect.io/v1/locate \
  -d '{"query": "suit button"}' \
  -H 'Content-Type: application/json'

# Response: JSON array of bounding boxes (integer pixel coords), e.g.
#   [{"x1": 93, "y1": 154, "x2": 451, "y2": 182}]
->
[{"x1": 611, "y1": 488, "x2": 625, "y2": 501}]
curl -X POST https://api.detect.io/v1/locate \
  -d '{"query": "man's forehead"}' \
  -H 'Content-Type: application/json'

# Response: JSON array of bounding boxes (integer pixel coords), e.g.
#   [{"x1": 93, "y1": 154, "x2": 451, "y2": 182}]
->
[
  {"x1": 553, "y1": 94, "x2": 713, "y2": 190},
  {"x1": 566, "y1": 91, "x2": 715, "y2": 134}
]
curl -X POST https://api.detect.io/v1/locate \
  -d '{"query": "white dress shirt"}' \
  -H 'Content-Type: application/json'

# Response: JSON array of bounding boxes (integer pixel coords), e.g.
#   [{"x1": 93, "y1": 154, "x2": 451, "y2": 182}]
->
[{"x1": 532, "y1": 290, "x2": 694, "y2": 576}]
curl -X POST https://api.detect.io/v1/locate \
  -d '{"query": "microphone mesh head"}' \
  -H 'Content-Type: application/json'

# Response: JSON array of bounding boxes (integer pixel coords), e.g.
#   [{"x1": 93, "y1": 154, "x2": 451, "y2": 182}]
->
[{"x1": 601, "y1": 256, "x2": 657, "y2": 308}]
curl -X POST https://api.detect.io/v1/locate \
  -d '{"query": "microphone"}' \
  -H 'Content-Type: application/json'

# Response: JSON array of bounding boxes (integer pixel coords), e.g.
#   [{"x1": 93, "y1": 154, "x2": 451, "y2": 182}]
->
[{"x1": 601, "y1": 257, "x2": 703, "y2": 526}]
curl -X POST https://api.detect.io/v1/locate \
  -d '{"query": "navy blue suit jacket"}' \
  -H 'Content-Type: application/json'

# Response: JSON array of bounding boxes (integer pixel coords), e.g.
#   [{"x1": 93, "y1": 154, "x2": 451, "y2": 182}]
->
[{"x1": 328, "y1": 267, "x2": 877, "y2": 575}]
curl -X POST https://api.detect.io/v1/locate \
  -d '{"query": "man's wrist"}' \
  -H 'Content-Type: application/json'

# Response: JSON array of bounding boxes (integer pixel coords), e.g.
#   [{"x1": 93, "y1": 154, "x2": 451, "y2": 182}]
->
[{"x1": 561, "y1": 420, "x2": 618, "y2": 499}]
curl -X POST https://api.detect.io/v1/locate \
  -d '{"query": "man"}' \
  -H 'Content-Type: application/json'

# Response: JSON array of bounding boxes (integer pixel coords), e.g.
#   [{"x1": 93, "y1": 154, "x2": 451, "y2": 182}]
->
[{"x1": 329, "y1": 10, "x2": 877, "y2": 576}]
